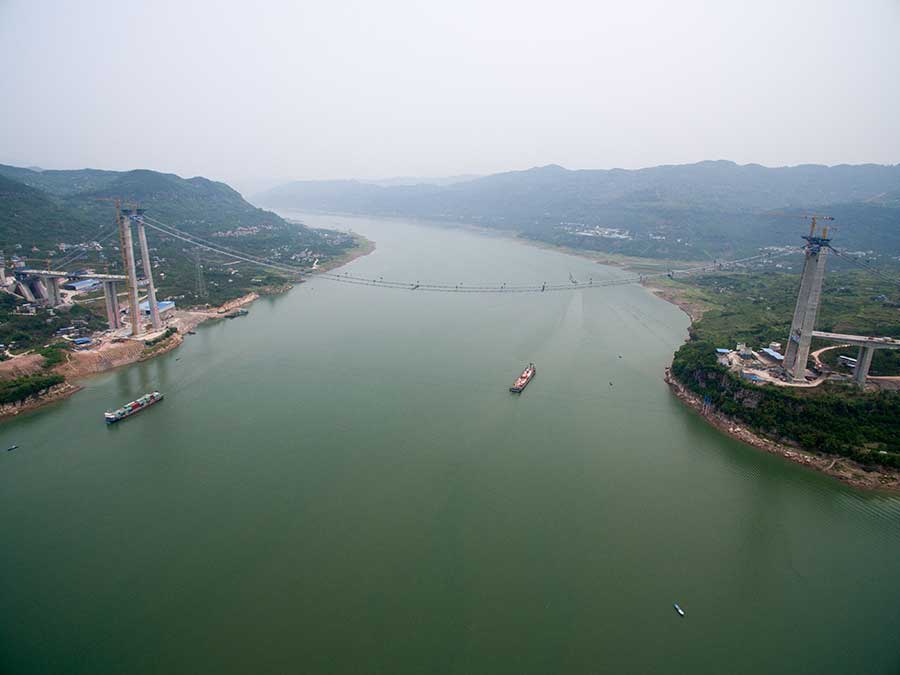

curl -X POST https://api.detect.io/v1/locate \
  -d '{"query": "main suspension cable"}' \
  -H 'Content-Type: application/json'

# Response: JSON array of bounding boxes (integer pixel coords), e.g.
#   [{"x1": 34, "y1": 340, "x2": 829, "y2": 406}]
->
[
  {"x1": 827, "y1": 246, "x2": 900, "y2": 288},
  {"x1": 141, "y1": 215, "x2": 801, "y2": 294}
]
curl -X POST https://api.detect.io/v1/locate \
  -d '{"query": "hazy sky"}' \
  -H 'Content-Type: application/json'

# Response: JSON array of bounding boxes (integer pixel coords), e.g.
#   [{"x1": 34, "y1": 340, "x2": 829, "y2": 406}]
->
[{"x1": 2, "y1": 0, "x2": 899, "y2": 193}]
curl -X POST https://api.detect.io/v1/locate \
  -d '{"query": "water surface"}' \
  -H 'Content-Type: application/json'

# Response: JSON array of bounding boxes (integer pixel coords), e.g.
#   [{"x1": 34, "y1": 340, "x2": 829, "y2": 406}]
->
[{"x1": 1, "y1": 215, "x2": 898, "y2": 674}]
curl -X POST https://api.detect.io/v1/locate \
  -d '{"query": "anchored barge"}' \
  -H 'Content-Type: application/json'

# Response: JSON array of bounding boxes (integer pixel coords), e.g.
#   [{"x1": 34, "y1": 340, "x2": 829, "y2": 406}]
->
[
  {"x1": 105, "y1": 391, "x2": 164, "y2": 424},
  {"x1": 223, "y1": 308, "x2": 249, "y2": 319},
  {"x1": 509, "y1": 363, "x2": 536, "y2": 393}
]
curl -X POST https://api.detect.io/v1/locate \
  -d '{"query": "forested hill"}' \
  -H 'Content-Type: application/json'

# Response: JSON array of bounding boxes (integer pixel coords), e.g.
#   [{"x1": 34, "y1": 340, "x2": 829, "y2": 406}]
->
[
  {"x1": 255, "y1": 161, "x2": 900, "y2": 259},
  {"x1": 0, "y1": 174, "x2": 80, "y2": 249},
  {"x1": 0, "y1": 164, "x2": 316, "y2": 250},
  {"x1": 0, "y1": 164, "x2": 356, "y2": 306}
]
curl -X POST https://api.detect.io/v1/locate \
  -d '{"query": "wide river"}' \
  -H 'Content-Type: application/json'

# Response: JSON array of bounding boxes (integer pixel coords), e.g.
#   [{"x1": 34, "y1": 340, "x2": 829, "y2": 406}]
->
[{"x1": 2, "y1": 215, "x2": 899, "y2": 674}]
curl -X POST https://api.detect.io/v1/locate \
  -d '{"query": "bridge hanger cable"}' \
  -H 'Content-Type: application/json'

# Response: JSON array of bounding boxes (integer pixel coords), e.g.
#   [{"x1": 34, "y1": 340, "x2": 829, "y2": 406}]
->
[
  {"x1": 143, "y1": 216, "x2": 586, "y2": 290},
  {"x1": 309, "y1": 248, "x2": 796, "y2": 292},
  {"x1": 140, "y1": 219, "x2": 303, "y2": 275},
  {"x1": 827, "y1": 246, "x2": 900, "y2": 288},
  {"x1": 54, "y1": 228, "x2": 120, "y2": 269},
  {"x1": 143, "y1": 216, "x2": 590, "y2": 290}
]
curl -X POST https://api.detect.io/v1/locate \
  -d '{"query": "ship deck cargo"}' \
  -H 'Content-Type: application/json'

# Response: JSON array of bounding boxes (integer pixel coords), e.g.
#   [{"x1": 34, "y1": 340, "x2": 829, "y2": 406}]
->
[
  {"x1": 509, "y1": 364, "x2": 536, "y2": 393},
  {"x1": 105, "y1": 391, "x2": 164, "y2": 424}
]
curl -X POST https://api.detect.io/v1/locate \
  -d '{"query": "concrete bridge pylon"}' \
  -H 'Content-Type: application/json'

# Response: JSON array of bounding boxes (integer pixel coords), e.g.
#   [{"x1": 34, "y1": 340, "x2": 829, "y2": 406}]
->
[
  {"x1": 136, "y1": 212, "x2": 162, "y2": 330},
  {"x1": 783, "y1": 220, "x2": 831, "y2": 381},
  {"x1": 119, "y1": 205, "x2": 143, "y2": 337}
]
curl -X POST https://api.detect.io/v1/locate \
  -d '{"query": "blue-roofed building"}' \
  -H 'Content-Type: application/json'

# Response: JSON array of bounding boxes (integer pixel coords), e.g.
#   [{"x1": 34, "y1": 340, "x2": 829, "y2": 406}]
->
[
  {"x1": 838, "y1": 355, "x2": 858, "y2": 368},
  {"x1": 760, "y1": 347, "x2": 784, "y2": 362},
  {"x1": 72, "y1": 337, "x2": 93, "y2": 346},
  {"x1": 139, "y1": 300, "x2": 175, "y2": 317},
  {"x1": 716, "y1": 348, "x2": 731, "y2": 354},
  {"x1": 62, "y1": 278, "x2": 101, "y2": 292}
]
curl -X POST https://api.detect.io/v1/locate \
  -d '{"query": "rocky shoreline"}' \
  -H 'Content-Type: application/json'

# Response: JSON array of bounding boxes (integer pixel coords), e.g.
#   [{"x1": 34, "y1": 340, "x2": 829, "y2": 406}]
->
[
  {"x1": 0, "y1": 382, "x2": 84, "y2": 421},
  {"x1": 664, "y1": 367, "x2": 900, "y2": 492}
]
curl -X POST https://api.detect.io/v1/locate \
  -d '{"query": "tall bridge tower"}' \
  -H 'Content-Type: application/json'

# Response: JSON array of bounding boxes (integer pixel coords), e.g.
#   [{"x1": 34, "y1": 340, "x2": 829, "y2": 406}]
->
[
  {"x1": 119, "y1": 205, "x2": 163, "y2": 335},
  {"x1": 118, "y1": 204, "x2": 143, "y2": 337},
  {"x1": 782, "y1": 216, "x2": 833, "y2": 381},
  {"x1": 134, "y1": 209, "x2": 162, "y2": 330}
]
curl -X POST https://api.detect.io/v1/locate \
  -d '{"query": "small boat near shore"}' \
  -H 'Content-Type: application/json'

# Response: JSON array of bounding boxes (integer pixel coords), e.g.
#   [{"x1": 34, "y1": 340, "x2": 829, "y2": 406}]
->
[
  {"x1": 509, "y1": 363, "x2": 536, "y2": 393},
  {"x1": 223, "y1": 308, "x2": 249, "y2": 319}
]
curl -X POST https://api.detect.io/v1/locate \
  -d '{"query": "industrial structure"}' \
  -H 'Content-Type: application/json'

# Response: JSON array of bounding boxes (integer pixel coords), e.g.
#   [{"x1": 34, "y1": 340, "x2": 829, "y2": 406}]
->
[
  {"x1": 14, "y1": 268, "x2": 128, "y2": 328},
  {"x1": 810, "y1": 331, "x2": 900, "y2": 387},
  {"x1": 135, "y1": 210, "x2": 162, "y2": 330},
  {"x1": 718, "y1": 215, "x2": 900, "y2": 389},
  {"x1": 783, "y1": 216, "x2": 833, "y2": 381},
  {"x1": 10, "y1": 201, "x2": 166, "y2": 336}
]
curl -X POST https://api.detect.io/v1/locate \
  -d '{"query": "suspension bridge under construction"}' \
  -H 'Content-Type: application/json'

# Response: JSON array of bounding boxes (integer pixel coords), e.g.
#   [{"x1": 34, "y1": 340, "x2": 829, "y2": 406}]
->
[{"x1": 6, "y1": 207, "x2": 900, "y2": 388}]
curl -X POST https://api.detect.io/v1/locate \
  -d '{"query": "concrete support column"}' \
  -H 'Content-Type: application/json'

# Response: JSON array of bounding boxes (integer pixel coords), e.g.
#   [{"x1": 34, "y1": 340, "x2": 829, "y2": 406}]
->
[
  {"x1": 32, "y1": 277, "x2": 48, "y2": 301},
  {"x1": 16, "y1": 280, "x2": 35, "y2": 302},
  {"x1": 120, "y1": 214, "x2": 143, "y2": 337},
  {"x1": 854, "y1": 346, "x2": 875, "y2": 388},
  {"x1": 110, "y1": 282, "x2": 121, "y2": 327},
  {"x1": 102, "y1": 282, "x2": 114, "y2": 328},
  {"x1": 47, "y1": 277, "x2": 62, "y2": 307},
  {"x1": 783, "y1": 253, "x2": 815, "y2": 371},
  {"x1": 136, "y1": 219, "x2": 161, "y2": 330},
  {"x1": 103, "y1": 281, "x2": 121, "y2": 330},
  {"x1": 784, "y1": 247, "x2": 828, "y2": 381}
]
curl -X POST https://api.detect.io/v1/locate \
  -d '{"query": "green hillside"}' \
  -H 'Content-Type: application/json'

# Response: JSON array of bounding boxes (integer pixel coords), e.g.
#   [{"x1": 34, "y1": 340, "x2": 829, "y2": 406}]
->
[
  {"x1": 0, "y1": 174, "x2": 94, "y2": 250},
  {"x1": 0, "y1": 165, "x2": 357, "y2": 306}
]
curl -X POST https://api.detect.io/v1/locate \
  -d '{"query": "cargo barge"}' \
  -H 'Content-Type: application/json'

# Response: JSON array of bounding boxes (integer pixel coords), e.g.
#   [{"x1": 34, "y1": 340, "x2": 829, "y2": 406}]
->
[
  {"x1": 223, "y1": 308, "x2": 249, "y2": 319},
  {"x1": 509, "y1": 363, "x2": 536, "y2": 393},
  {"x1": 105, "y1": 391, "x2": 164, "y2": 424}
]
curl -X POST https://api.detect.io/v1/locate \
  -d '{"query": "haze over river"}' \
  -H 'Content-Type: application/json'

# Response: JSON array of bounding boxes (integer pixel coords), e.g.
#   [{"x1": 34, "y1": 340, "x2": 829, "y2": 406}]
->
[{"x1": 2, "y1": 215, "x2": 899, "y2": 674}]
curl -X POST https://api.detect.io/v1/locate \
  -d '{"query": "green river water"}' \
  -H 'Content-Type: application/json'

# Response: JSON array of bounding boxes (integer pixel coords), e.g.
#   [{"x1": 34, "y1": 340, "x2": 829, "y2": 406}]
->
[{"x1": 1, "y1": 214, "x2": 899, "y2": 674}]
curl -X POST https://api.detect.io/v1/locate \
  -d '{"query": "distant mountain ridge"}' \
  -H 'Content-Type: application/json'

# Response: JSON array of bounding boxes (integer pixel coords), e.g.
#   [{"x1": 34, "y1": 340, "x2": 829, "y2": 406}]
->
[
  {"x1": 255, "y1": 160, "x2": 900, "y2": 259},
  {"x1": 363, "y1": 174, "x2": 481, "y2": 188}
]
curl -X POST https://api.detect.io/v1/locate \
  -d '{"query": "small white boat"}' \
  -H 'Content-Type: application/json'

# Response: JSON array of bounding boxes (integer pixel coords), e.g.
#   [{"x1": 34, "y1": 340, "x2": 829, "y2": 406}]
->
[{"x1": 674, "y1": 603, "x2": 685, "y2": 617}]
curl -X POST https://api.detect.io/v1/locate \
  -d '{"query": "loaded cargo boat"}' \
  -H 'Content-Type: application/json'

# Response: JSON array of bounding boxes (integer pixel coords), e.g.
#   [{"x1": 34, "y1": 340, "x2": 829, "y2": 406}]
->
[
  {"x1": 224, "y1": 308, "x2": 249, "y2": 319},
  {"x1": 509, "y1": 363, "x2": 536, "y2": 393},
  {"x1": 104, "y1": 391, "x2": 164, "y2": 424}
]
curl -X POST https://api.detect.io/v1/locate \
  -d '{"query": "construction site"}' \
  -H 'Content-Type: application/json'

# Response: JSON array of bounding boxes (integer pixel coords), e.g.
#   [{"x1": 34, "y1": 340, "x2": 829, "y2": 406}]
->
[
  {"x1": 6, "y1": 205, "x2": 179, "y2": 337},
  {"x1": 0, "y1": 204, "x2": 263, "y2": 382},
  {"x1": 712, "y1": 216, "x2": 900, "y2": 391}
]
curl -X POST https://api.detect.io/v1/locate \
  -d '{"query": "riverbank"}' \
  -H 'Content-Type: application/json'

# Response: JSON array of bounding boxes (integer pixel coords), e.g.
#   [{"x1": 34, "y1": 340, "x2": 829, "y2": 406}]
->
[
  {"x1": 0, "y1": 382, "x2": 83, "y2": 421},
  {"x1": 526, "y1": 238, "x2": 900, "y2": 490},
  {"x1": 664, "y1": 367, "x2": 900, "y2": 491},
  {"x1": 0, "y1": 233, "x2": 376, "y2": 420},
  {"x1": 311, "y1": 231, "x2": 376, "y2": 272},
  {"x1": 641, "y1": 281, "x2": 712, "y2": 323}
]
